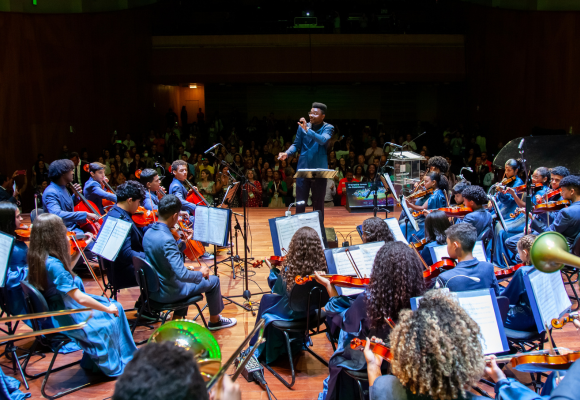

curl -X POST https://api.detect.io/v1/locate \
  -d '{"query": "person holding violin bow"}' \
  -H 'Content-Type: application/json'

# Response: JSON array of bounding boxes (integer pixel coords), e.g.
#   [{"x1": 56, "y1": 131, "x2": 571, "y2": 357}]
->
[
  {"x1": 400, "y1": 172, "x2": 448, "y2": 242},
  {"x1": 460, "y1": 185, "x2": 493, "y2": 238},
  {"x1": 419, "y1": 210, "x2": 451, "y2": 266},
  {"x1": 84, "y1": 162, "x2": 117, "y2": 215},
  {"x1": 452, "y1": 181, "x2": 471, "y2": 206},
  {"x1": 313, "y1": 242, "x2": 426, "y2": 400},
  {"x1": 139, "y1": 168, "x2": 165, "y2": 211}
]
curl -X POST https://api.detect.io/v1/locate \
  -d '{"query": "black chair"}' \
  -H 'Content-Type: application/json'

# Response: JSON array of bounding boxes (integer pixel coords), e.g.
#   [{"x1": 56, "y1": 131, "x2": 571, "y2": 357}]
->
[
  {"x1": 561, "y1": 232, "x2": 580, "y2": 311},
  {"x1": 479, "y1": 226, "x2": 493, "y2": 251},
  {"x1": 131, "y1": 256, "x2": 208, "y2": 338},
  {"x1": 20, "y1": 281, "x2": 97, "y2": 400},
  {"x1": 30, "y1": 208, "x2": 44, "y2": 223},
  {"x1": 261, "y1": 280, "x2": 331, "y2": 388},
  {"x1": 97, "y1": 256, "x2": 139, "y2": 301}
]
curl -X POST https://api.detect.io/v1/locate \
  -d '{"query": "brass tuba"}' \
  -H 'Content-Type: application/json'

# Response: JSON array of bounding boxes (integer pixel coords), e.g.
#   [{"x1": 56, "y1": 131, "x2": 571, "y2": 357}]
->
[{"x1": 530, "y1": 231, "x2": 580, "y2": 273}]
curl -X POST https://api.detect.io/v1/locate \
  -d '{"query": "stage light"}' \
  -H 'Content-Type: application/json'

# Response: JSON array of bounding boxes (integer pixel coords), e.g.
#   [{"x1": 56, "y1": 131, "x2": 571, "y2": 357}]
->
[
  {"x1": 306, "y1": 12, "x2": 310, "y2": 16},
  {"x1": 190, "y1": 84, "x2": 197, "y2": 89}
]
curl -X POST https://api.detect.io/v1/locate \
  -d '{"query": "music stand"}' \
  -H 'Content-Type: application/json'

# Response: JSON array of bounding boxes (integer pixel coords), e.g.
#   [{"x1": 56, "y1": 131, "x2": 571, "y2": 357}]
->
[
  {"x1": 488, "y1": 195, "x2": 508, "y2": 232},
  {"x1": 293, "y1": 169, "x2": 337, "y2": 179},
  {"x1": 400, "y1": 195, "x2": 419, "y2": 240}
]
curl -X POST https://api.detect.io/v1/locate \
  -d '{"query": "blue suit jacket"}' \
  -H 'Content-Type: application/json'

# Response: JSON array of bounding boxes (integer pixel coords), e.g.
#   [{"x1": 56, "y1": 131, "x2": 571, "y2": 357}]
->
[
  {"x1": 169, "y1": 179, "x2": 196, "y2": 215},
  {"x1": 100, "y1": 205, "x2": 145, "y2": 270},
  {"x1": 143, "y1": 222, "x2": 203, "y2": 303},
  {"x1": 42, "y1": 182, "x2": 87, "y2": 230},
  {"x1": 0, "y1": 187, "x2": 17, "y2": 204},
  {"x1": 143, "y1": 191, "x2": 160, "y2": 211},
  {"x1": 286, "y1": 122, "x2": 334, "y2": 169},
  {"x1": 83, "y1": 177, "x2": 117, "y2": 215},
  {"x1": 463, "y1": 208, "x2": 493, "y2": 238},
  {"x1": 437, "y1": 258, "x2": 500, "y2": 296},
  {"x1": 532, "y1": 200, "x2": 580, "y2": 245}
]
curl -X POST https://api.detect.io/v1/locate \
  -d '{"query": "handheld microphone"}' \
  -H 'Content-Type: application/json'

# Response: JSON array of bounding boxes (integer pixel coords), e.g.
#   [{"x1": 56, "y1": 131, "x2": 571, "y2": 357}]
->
[
  {"x1": 385, "y1": 142, "x2": 403, "y2": 149},
  {"x1": 518, "y1": 139, "x2": 525, "y2": 150},
  {"x1": 204, "y1": 143, "x2": 221, "y2": 154}
]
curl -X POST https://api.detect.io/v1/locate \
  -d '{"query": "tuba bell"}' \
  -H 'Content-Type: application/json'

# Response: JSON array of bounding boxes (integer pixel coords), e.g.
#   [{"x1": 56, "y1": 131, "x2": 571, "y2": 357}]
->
[{"x1": 530, "y1": 231, "x2": 580, "y2": 273}]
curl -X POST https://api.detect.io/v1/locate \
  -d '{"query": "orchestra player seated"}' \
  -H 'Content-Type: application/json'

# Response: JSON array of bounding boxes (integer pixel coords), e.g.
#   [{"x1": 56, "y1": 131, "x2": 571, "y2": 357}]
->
[
  {"x1": 83, "y1": 162, "x2": 117, "y2": 215},
  {"x1": 112, "y1": 342, "x2": 241, "y2": 400},
  {"x1": 460, "y1": 185, "x2": 493, "y2": 238},
  {"x1": 365, "y1": 290, "x2": 485, "y2": 400},
  {"x1": 314, "y1": 242, "x2": 426, "y2": 400},
  {"x1": 249, "y1": 226, "x2": 328, "y2": 364},
  {"x1": 139, "y1": 168, "x2": 164, "y2": 211},
  {"x1": 142, "y1": 195, "x2": 236, "y2": 330},
  {"x1": 27, "y1": 213, "x2": 136, "y2": 377},
  {"x1": 500, "y1": 234, "x2": 537, "y2": 332},
  {"x1": 361, "y1": 217, "x2": 395, "y2": 244},
  {"x1": 435, "y1": 223, "x2": 500, "y2": 295},
  {"x1": 451, "y1": 180, "x2": 471, "y2": 206},
  {"x1": 420, "y1": 211, "x2": 451, "y2": 266},
  {"x1": 100, "y1": 181, "x2": 147, "y2": 289}
]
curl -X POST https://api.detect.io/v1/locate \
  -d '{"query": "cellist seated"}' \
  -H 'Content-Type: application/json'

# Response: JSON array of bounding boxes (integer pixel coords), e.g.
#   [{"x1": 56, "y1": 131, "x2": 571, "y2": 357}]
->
[{"x1": 84, "y1": 162, "x2": 117, "y2": 215}]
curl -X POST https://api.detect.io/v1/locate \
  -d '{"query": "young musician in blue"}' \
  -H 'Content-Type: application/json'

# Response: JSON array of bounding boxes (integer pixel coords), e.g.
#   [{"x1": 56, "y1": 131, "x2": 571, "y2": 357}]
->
[
  {"x1": 99, "y1": 181, "x2": 147, "y2": 289},
  {"x1": 436, "y1": 223, "x2": 500, "y2": 295},
  {"x1": 83, "y1": 162, "x2": 117, "y2": 214},
  {"x1": 43, "y1": 159, "x2": 99, "y2": 234},
  {"x1": 139, "y1": 168, "x2": 164, "y2": 211},
  {"x1": 143, "y1": 195, "x2": 236, "y2": 330},
  {"x1": 361, "y1": 217, "x2": 395, "y2": 244},
  {"x1": 278, "y1": 102, "x2": 334, "y2": 222},
  {"x1": 461, "y1": 185, "x2": 493, "y2": 238},
  {"x1": 452, "y1": 180, "x2": 471, "y2": 206},
  {"x1": 400, "y1": 172, "x2": 448, "y2": 241},
  {"x1": 531, "y1": 175, "x2": 580, "y2": 246},
  {"x1": 27, "y1": 213, "x2": 136, "y2": 377},
  {"x1": 314, "y1": 242, "x2": 426, "y2": 400},
  {"x1": 420, "y1": 210, "x2": 451, "y2": 266},
  {"x1": 250, "y1": 227, "x2": 328, "y2": 364}
]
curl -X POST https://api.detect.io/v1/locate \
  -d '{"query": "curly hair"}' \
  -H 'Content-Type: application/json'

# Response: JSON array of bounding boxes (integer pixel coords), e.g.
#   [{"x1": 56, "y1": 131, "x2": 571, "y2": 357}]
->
[
  {"x1": 47, "y1": 159, "x2": 74, "y2": 181},
  {"x1": 362, "y1": 217, "x2": 394, "y2": 243},
  {"x1": 424, "y1": 211, "x2": 451, "y2": 244},
  {"x1": 365, "y1": 242, "x2": 426, "y2": 330},
  {"x1": 427, "y1": 156, "x2": 449, "y2": 174},
  {"x1": 281, "y1": 227, "x2": 327, "y2": 293},
  {"x1": 462, "y1": 185, "x2": 488, "y2": 205},
  {"x1": 389, "y1": 290, "x2": 484, "y2": 400},
  {"x1": 517, "y1": 234, "x2": 537, "y2": 253}
]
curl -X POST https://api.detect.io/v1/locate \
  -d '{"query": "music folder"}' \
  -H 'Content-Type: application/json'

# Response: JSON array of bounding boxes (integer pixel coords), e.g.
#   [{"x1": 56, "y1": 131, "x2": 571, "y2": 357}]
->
[
  {"x1": 193, "y1": 206, "x2": 231, "y2": 247},
  {"x1": 93, "y1": 217, "x2": 132, "y2": 261},
  {"x1": 0, "y1": 232, "x2": 15, "y2": 288}
]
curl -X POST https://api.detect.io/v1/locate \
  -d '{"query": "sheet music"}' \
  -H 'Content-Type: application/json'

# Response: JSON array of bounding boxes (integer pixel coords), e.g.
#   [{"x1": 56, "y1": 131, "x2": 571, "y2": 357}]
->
[
  {"x1": 193, "y1": 207, "x2": 209, "y2": 242},
  {"x1": 331, "y1": 242, "x2": 383, "y2": 296},
  {"x1": 528, "y1": 270, "x2": 571, "y2": 328},
  {"x1": 384, "y1": 218, "x2": 408, "y2": 244},
  {"x1": 400, "y1": 198, "x2": 419, "y2": 232},
  {"x1": 458, "y1": 293, "x2": 505, "y2": 355},
  {"x1": 208, "y1": 208, "x2": 229, "y2": 245},
  {"x1": 0, "y1": 233, "x2": 14, "y2": 288},
  {"x1": 93, "y1": 217, "x2": 132, "y2": 261},
  {"x1": 432, "y1": 241, "x2": 487, "y2": 263},
  {"x1": 275, "y1": 212, "x2": 324, "y2": 252}
]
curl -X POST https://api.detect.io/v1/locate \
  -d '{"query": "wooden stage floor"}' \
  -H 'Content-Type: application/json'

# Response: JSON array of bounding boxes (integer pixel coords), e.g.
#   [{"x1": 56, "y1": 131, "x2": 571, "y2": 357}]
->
[{"x1": 2, "y1": 207, "x2": 579, "y2": 399}]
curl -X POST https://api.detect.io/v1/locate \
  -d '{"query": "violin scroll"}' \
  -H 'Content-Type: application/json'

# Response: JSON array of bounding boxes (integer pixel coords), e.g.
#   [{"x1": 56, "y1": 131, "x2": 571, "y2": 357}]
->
[
  {"x1": 295, "y1": 275, "x2": 313, "y2": 285},
  {"x1": 551, "y1": 312, "x2": 579, "y2": 329}
]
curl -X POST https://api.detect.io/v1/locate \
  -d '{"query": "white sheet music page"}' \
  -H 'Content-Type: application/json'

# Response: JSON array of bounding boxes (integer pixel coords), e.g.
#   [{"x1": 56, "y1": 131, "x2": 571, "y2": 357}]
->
[
  {"x1": 92, "y1": 218, "x2": 117, "y2": 257},
  {"x1": 208, "y1": 208, "x2": 229, "y2": 245},
  {"x1": 93, "y1": 217, "x2": 132, "y2": 261},
  {"x1": 432, "y1": 241, "x2": 486, "y2": 262},
  {"x1": 0, "y1": 233, "x2": 14, "y2": 288},
  {"x1": 275, "y1": 212, "x2": 324, "y2": 252},
  {"x1": 384, "y1": 218, "x2": 408, "y2": 244},
  {"x1": 529, "y1": 270, "x2": 571, "y2": 328},
  {"x1": 359, "y1": 242, "x2": 384, "y2": 274},
  {"x1": 193, "y1": 206, "x2": 209, "y2": 242},
  {"x1": 458, "y1": 293, "x2": 505, "y2": 355},
  {"x1": 332, "y1": 249, "x2": 367, "y2": 296}
]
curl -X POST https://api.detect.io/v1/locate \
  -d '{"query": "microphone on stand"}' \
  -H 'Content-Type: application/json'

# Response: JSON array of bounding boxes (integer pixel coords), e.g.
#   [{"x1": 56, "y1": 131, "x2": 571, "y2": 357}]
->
[
  {"x1": 518, "y1": 138, "x2": 525, "y2": 150},
  {"x1": 385, "y1": 142, "x2": 403, "y2": 149},
  {"x1": 204, "y1": 143, "x2": 221, "y2": 154}
]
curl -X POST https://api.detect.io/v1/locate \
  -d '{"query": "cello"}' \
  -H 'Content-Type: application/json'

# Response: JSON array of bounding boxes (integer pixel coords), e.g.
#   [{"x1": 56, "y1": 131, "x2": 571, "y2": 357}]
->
[
  {"x1": 68, "y1": 183, "x2": 102, "y2": 235},
  {"x1": 101, "y1": 180, "x2": 117, "y2": 210}
]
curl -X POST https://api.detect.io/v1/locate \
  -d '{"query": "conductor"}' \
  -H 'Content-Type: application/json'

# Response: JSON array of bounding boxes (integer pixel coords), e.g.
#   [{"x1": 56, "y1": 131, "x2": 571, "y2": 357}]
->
[{"x1": 278, "y1": 102, "x2": 334, "y2": 222}]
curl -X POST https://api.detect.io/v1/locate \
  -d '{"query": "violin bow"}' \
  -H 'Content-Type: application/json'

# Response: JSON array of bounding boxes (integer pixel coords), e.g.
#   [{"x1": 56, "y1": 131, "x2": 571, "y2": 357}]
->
[
  {"x1": 69, "y1": 235, "x2": 111, "y2": 304},
  {"x1": 502, "y1": 254, "x2": 510, "y2": 268},
  {"x1": 410, "y1": 242, "x2": 429, "y2": 270},
  {"x1": 344, "y1": 248, "x2": 363, "y2": 279}
]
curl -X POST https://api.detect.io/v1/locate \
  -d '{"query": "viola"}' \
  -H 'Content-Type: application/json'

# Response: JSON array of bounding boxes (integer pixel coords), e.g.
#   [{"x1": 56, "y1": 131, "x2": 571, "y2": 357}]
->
[
  {"x1": 131, "y1": 207, "x2": 158, "y2": 228},
  {"x1": 493, "y1": 176, "x2": 517, "y2": 193},
  {"x1": 495, "y1": 263, "x2": 525, "y2": 280},
  {"x1": 101, "y1": 181, "x2": 116, "y2": 209},
  {"x1": 295, "y1": 274, "x2": 370, "y2": 289},
  {"x1": 551, "y1": 312, "x2": 579, "y2": 329},
  {"x1": 423, "y1": 257, "x2": 456, "y2": 280},
  {"x1": 350, "y1": 338, "x2": 393, "y2": 362},
  {"x1": 406, "y1": 187, "x2": 434, "y2": 201},
  {"x1": 492, "y1": 348, "x2": 580, "y2": 372},
  {"x1": 68, "y1": 183, "x2": 102, "y2": 235},
  {"x1": 533, "y1": 200, "x2": 571, "y2": 214}
]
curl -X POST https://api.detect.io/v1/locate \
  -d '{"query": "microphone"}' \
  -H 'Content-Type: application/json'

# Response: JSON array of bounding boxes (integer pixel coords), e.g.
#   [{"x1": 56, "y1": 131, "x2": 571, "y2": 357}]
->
[
  {"x1": 385, "y1": 142, "x2": 403, "y2": 149},
  {"x1": 204, "y1": 143, "x2": 221, "y2": 154},
  {"x1": 286, "y1": 201, "x2": 305, "y2": 216},
  {"x1": 154, "y1": 162, "x2": 163, "y2": 168},
  {"x1": 518, "y1": 139, "x2": 525, "y2": 150},
  {"x1": 463, "y1": 167, "x2": 473, "y2": 173}
]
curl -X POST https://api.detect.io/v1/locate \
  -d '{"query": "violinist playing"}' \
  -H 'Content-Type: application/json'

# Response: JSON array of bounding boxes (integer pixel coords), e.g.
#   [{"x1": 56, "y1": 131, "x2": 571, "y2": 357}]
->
[
  {"x1": 84, "y1": 162, "x2": 117, "y2": 214},
  {"x1": 435, "y1": 223, "x2": 500, "y2": 295},
  {"x1": 314, "y1": 242, "x2": 426, "y2": 400},
  {"x1": 420, "y1": 211, "x2": 451, "y2": 266},
  {"x1": 460, "y1": 185, "x2": 493, "y2": 238},
  {"x1": 400, "y1": 172, "x2": 448, "y2": 242},
  {"x1": 99, "y1": 181, "x2": 147, "y2": 289},
  {"x1": 451, "y1": 181, "x2": 471, "y2": 206},
  {"x1": 249, "y1": 227, "x2": 328, "y2": 365},
  {"x1": 139, "y1": 168, "x2": 165, "y2": 211}
]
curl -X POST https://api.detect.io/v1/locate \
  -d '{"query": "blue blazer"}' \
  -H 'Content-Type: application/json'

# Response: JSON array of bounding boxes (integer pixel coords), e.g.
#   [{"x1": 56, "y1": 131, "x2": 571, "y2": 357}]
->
[
  {"x1": 169, "y1": 179, "x2": 196, "y2": 215},
  {"x1": 143, "y1": 222, "x2": 203, "y2": 303},
  {"x1": 0, "y1": 187, "x2": 17, "y2": 204},
  {"x1": 143, "y1": 191, "x2": 160, "y2": 211},
  {"x1": 532, "y1": 200, "x2": 580, "y2": 246},
  {"x1": 463, "y1": 208, "x2": 493, "y2": 238},
  {"x1": 42, "y1": 182, "x2": 87, "y2": 230},
  {"x1": 286, "y1": 122, "x2": 334, "y2": 170},
  {"x1": 83, "y1": 177, "x2": 117, "y2": 214},
  {"x1": 437, "y1": 258, "x2": 500, "y2": 296}
]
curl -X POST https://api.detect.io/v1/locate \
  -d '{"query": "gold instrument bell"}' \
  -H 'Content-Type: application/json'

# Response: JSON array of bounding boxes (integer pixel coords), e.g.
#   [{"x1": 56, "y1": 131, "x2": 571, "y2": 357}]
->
[
  {"x1": 531, "y1": 231, "x2": 580, "y2": 273},
  {"x1": 148, "y1": 320, "x2": 222, "y2": 381}
]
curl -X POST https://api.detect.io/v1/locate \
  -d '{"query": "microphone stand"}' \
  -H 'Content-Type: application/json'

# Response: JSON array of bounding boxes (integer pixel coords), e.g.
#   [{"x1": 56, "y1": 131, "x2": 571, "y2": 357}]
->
[{"x1": 519, "y1": 139, "x2": 532, "y2": 235}]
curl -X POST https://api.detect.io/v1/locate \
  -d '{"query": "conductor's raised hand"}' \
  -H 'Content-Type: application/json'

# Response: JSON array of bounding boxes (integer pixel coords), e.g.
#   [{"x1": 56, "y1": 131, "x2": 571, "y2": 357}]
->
[{"x1": 298, "y1": 117, "x2": 308, "y2": 132}]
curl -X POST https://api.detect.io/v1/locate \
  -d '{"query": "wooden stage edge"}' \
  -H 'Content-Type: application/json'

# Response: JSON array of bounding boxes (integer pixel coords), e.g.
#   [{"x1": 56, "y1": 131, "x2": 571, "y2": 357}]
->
[{"x1": 2, "y1": 207, "x2": 579, "y2": 400}]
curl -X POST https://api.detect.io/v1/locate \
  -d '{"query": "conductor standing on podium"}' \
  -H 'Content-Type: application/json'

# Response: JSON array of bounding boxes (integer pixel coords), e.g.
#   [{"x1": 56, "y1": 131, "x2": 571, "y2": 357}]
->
[{"x1": 278, "y1": 102, "x2": 334, "y2": 222}]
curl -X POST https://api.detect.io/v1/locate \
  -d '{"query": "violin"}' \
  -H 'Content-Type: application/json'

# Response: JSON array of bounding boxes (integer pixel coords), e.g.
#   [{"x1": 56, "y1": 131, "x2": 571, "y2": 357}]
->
[
  {"x1": 491, "y1": 348, "x2": 580, "y2": 372},
  {"x1": 68, "y1": 183, "x2": 102, "y2": 235},
  {"x1": 510, "y1": 207, "x2": 525, "y2": 219},
  {"x1": 537, "y1": 188, "x2": 562, "y2": 204},
  {"x1": 251, "y1": 260, "x2": 264, "y2": 268},
  {"x1": 268, "y1": 255, "x2": 286, "y2": 266},
  {"x1": 511, "y1": 183, "x2": 544, "y2": 194},
  {"x1": 423, "y1": 257, "x2": 456, "y2": 280},
  {"x1": 101, "y1": 181, "x2": 116, "y2": 209},
  {"x1": 495, "y1": 263, "x2": 525, "y2": 280},
  {"x1": 67, "y1": 231, "x2": 88, "y2": 256},
  {"x1": 551, "y1": 312, "x2": 579, "y2": 329},
  {"x1": 414, "y1": 206, "x2": 473, "y2": 219},
  {"x1": 14, "y1": 224, "x2": 31, "y2": 241},
  {"x1": 411, "y1": 237, "x2": 428, "y2": 251},
  {"x1": 178, "y1": 220, "x2": 206, "y2": 262},
  {"x1": 295, "y1": 274, "x2": 369, "y2": 289},
  {"x1": 350, "y1": 338, "x2": 393, "y2": 362},
  {"x1": 532, "y1": 200, "x2": 571, "y2": 214},
  {"x1": 131, "y1": 206, "x2": 158, "y2": 228},
  {"x1": 406, "y1": 187, "x2": 434, "y2": 201}
]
